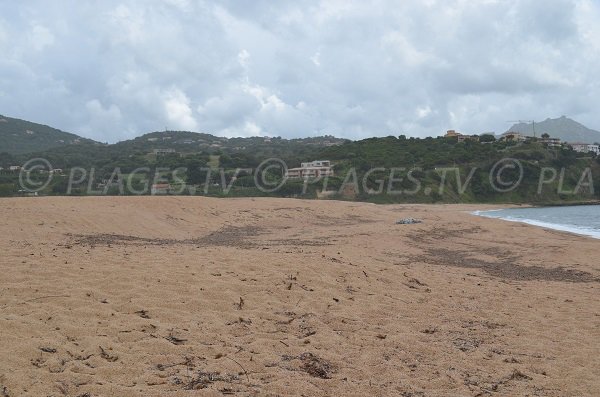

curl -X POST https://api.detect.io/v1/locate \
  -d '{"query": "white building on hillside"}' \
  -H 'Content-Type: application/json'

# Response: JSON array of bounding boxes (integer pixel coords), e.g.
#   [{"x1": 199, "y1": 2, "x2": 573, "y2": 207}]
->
[
  {"x1": 570, "y1": 143, "x2": 599, "y2": 155},
  {"x1": 500, "y1": 131, "x2": 528, "y2": 142},
  {"x1": 540, "y1": 136, "x2": 562, "y2": 147},
  {"x1": 286, "y1": 160, "x2": 334, "y2": 179},
  {"x1": 444, "y1": 130, "x2": 479, "y2": 142},
  {"x1": 153, "y1": 148, "x2": 176, "y2": 155}
]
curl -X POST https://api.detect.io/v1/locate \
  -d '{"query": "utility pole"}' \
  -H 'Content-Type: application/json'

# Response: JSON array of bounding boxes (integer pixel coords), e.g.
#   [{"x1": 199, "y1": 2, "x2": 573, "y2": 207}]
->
[{"x1": 507, "y1": 120, "x2": 536, "y2": 138}]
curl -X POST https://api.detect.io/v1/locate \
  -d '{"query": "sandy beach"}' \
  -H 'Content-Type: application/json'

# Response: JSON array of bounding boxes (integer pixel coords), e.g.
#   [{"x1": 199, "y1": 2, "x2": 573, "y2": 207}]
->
[{"x1": 0, "y1": 196, "x2": 598, "y2": 396}]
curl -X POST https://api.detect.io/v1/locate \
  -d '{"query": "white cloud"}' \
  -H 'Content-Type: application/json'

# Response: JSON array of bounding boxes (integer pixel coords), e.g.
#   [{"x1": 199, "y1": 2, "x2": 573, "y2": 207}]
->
[
  {"x1": 0, "y1": 21, "x2": 6, "y2": 48},
  {"x1": 0, "y1": 0, "x2": 599, "y2": 142},
  {"x1": 243, "y1": 83, "x2": 286, "y2": 111},
  {"x1": 242, "y1": 121, "x2": 262, "y2": 136},
  {"x1": 416, "y1": 106, "x2": 432, "y2": 119},
  {"x1": 381, "y1": 31, "x2": 432, "y2": 67},
  {"x1": 310, "y1": 51, "x2": 321, "y2": 66},
  {"x1": 84, "y1": 99, "x2": 123, "y2": 141},
  {"x1": 163, "y1": 88, "x2": 197, "y2": 131},
  {"x1": 29, "y1": 23, "x2": 55, "y2": 51},
  {"x1": 237, "y1": 49, "x2": 250, "y2": 68},
  {"x1": 163, "y1": 0, "x2": 192, "y2": 12},
  {"x1": 108, "y1": 5, "x2": 145, "y2": 44}
]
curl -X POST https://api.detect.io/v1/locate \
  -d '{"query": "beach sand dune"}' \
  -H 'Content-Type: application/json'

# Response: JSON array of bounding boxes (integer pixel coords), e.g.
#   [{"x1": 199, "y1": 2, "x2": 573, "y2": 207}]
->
[{"x1": 0, "y1": 197, "x2": 598, "y2": 396}]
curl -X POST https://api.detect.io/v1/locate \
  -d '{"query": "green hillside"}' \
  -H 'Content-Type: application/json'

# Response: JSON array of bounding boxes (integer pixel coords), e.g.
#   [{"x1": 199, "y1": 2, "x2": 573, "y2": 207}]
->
[
  {"x1": 1, "y1": 115, "x2": 599, "y2": 204},
  {"x1": 1, "y1": 130, "x2": 346, "y2": 172},
  {"x1": 0, "y1": 114, "x2": 98, "y2": 154},
  {"x1": 316, "y1": 135, "x2": 600, "y2": 204},
  {"x1": 2, "y1": 131, "x2": 598, "y2": 205}
]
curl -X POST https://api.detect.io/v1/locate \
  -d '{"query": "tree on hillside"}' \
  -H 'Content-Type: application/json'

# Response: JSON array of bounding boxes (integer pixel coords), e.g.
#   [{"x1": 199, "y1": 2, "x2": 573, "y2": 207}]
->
[
  {"x1": 479, "y1": 134, "x2": 496, "y2": 143},
  {"x1": 185, "y1": 158, "x2": 208, "y2": 185}
]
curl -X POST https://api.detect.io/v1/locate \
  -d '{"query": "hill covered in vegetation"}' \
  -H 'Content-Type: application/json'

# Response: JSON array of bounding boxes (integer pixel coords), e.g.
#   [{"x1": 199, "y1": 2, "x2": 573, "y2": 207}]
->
[
  {"x1": 0, "y1": 114, "x2": 98, "y2": 154},
  {"x1": 1, "y1": 131, "x2": 598, "y2": 204},
  {"x1": 317, "y1": 135, "x2": 599, "y2": 204},
  {"x1": 1, "y1": 115, "x2": 599, "y2": 204}
]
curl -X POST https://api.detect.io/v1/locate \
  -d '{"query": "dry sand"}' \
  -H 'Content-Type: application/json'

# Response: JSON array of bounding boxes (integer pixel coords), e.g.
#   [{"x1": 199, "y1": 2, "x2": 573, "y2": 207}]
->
[{"x1": 0, "y1": 196, "x2": 599, "y2": 396}]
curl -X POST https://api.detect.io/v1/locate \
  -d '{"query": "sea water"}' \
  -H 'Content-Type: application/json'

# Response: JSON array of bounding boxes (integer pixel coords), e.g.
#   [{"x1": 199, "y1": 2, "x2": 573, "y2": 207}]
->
[{"x1": 473, "y1": 205, "x2": 600, "y2": 239}]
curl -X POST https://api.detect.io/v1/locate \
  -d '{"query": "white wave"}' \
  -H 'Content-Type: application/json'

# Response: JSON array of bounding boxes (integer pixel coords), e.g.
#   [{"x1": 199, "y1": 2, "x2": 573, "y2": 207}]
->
[
  {"x1": 470, "y1": 209, "x2": 505, "y2": 216},
  {"x1": 473, "y1": 211, "x2": 600, "y2": 239}
]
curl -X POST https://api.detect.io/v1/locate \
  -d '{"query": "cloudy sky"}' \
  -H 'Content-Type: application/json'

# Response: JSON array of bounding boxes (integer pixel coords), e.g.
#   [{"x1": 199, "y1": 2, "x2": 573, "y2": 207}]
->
[{"x1": 1, "y1": 0, "x2": 599, "y2": 142}]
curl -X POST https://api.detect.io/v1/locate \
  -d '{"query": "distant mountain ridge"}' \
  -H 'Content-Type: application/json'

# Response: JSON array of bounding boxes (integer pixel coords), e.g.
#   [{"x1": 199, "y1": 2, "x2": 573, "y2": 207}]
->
[
  {"x1": 0, "y1": 114, "x2": 98, "y2": 154},
  {"x1": 109, "y1": 130, "x2": 348, "y2": 155},
  {"x1": 0, "y1": 113, "x2": 349, "y2": 156},
  {"x1": 3, "y1": 113, "x2": 600, "y2": 155},
  {"x1": 506, "y1": 116, "x2": 600, "y2": 144}
]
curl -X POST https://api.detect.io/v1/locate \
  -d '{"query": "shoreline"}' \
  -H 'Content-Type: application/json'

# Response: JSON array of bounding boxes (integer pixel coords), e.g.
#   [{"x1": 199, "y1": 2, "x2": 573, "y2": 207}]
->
[
  {"x1": 533, "y1": 200, "x2": 600, "y2": 207},
  {"x1": 472, "y1": 205, "x2": 600, "y2": 240},
  {"x1": 2, "y1": 194, "x2": 599, "y2": 206},
  {"x1": 474, "y1": 211, "x2": 600, "y2": 240}
]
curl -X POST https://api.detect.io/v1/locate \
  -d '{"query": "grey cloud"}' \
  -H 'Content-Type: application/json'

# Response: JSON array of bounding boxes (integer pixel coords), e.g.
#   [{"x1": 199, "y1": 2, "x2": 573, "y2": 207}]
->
[{"x1": 0, "y1": 0, "x2": 598, "y2": 142}]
